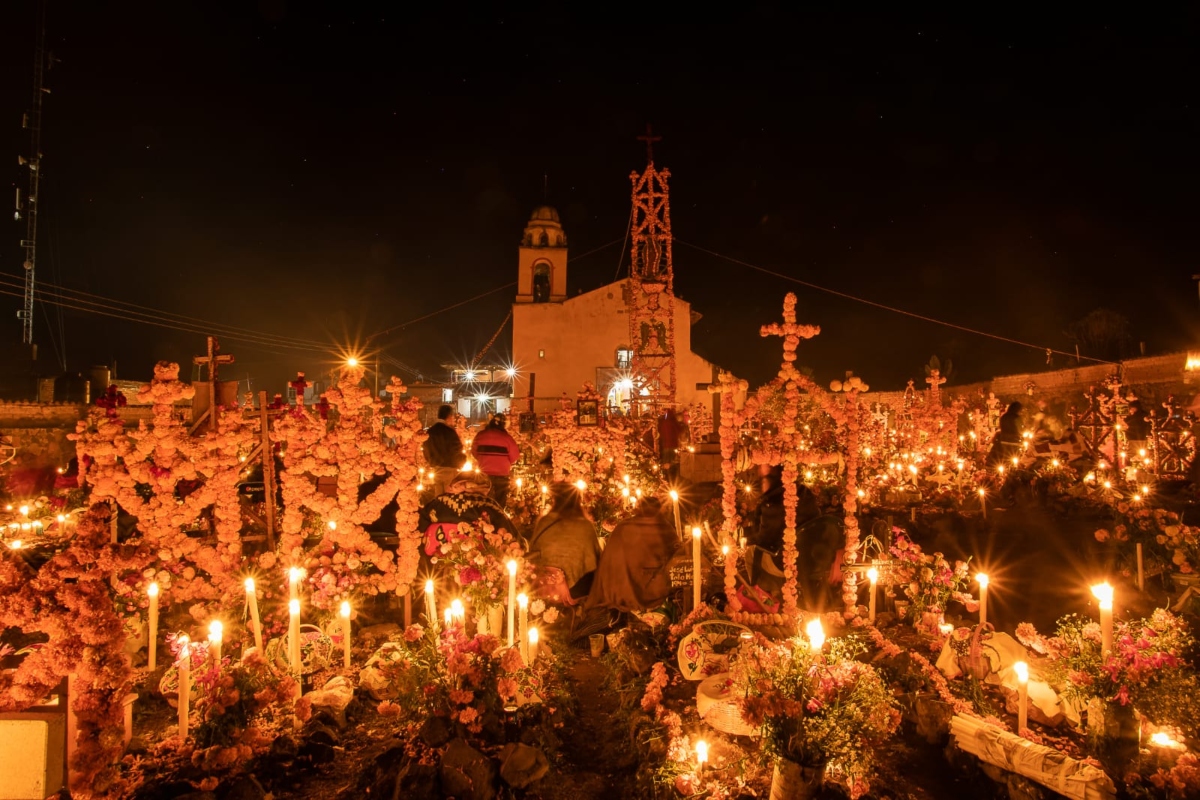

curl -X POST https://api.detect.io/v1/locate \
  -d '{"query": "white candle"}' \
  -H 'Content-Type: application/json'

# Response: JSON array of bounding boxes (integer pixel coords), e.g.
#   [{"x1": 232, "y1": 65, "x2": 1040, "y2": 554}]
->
[
  {"x1": 208, "y1": 620, "x2": 223, "y2": 668},
  {"x1": 425, "y1": 578, "x2": 438, "y2": 632},
  {"x1": 147, "y1": 583, "x2": 159, "y2": 671},
  {"x1": 670, "y1": 490, "x2": 683, "y2": 540},
  {"x1": 1014, "y1": 660, "x2": 1029, "y2": 732},
  {"x1": 1137, "y1": 543, "x2": 1145, "y2": 592},
  {"x1": 444, "y1": 609, "x2": 453, "y2": 628},
  {"x1": 806, "y1": 618, "x2": 825, "y2": 652},
  {"x1": 528, "y1": 627, "x2": 539, "y2": 663},
  {"x1": 245, "y1": 578, "x2": 263, "y2": 653},
  {"x1": 340, "y1": 601, "x2": 352, "y2": 669},
  {"x1": 177, "y1": 636, "x2": 191, "y2": 739},
  {"x1": 978, "y1": 488, "x2": 987, "y2": 520},
  {"x1": 288, "y1": 598, "x2": 302, "y2": 677},
  {"x1": 692, "y1": 527, "x2": 702, "y2": 609},
  {"x1": 506, "y1": 560, "x2": 517, "y2": 647},
  {"x1": 976, "y1": 573, "x2": 989, "y2": 627},
  {"x1": 288, "y1": 566, "x2": 302, "y2": 602},
  {"x1": 1092, "y1": 582, "x2": 1114, "y2": 656},
  {"x1": 867, "y1": 567, "x2": 878, "y2": 623},
  {"x1": 518, "y1": 593, "x2": 529, "y2": 661},
  {"x1": 450, "y1": 598, "x2": 464, "y2": 629},
  {"x1": 695, "y1": 739, "x2": 708, "y2": 779}
]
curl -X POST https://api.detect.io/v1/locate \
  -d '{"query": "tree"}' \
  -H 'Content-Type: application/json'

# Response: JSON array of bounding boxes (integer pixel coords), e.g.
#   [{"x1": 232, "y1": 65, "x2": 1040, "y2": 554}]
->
[{"x1": 1064, "y1": 308, "x2": 1132, "y2": 362}]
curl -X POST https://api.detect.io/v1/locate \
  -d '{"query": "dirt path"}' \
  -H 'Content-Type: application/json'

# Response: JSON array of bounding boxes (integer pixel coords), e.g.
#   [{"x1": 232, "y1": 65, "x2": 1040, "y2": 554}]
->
[{"x1": 534, "y1": 650, "x2": 639, "y2": 800}]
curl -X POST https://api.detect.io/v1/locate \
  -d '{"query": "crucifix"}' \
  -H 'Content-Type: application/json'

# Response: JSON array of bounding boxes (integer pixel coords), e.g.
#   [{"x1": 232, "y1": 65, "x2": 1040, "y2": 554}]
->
[
  {"x1": 190, "y1": 336, "x2": 235, "y2": 434},
  {"x1": 636, "y1": 123, "x2": 662, "y2": 164}
]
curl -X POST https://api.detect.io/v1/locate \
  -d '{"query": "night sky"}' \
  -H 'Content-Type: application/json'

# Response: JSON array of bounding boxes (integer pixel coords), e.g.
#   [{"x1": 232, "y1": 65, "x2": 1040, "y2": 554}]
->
[{"x1": 2, "y1": 5, "x2": 1199, "y2": 396}]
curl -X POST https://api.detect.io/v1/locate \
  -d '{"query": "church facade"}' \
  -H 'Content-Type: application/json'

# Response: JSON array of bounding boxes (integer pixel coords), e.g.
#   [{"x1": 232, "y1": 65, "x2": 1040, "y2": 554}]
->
[{"x1": 510, "y1": 206, "x2": 717, "y2": 415}]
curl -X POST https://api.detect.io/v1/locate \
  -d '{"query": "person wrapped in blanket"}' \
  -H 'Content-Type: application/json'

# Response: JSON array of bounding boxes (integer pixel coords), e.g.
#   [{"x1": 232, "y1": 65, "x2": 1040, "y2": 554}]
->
[
  {"x1": 527, "y1": 482, "x2": 602, "y2": 603},
  {"x1": 417, "y1": 470, "x2": 522, "y2": 571}
]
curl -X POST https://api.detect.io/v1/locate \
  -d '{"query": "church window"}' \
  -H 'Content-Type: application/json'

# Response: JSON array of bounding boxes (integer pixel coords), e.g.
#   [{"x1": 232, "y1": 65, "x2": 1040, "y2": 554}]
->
[
  {"x1": 533, "y1": 263, "x2": 551, "y2": 303},
  {"x1": 616, "y1": 348, "x2": 633, "y2": 369}
]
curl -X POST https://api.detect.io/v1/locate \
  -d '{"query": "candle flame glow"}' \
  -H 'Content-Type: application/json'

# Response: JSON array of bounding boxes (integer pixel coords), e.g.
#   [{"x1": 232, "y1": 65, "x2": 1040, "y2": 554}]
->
[
  {"x1": 208, "y1": 620, "x2": 223, "y2": 643},
  {"x1": 148, "y1": 582, "x2": 159, "y2": 597},
  {"x1": 507, "y1": 560, "x2": 517, "y2": 576},
  {"x1": 669, "y1": 489, "x2": 679, "y2": 502},
  {"x1": 692, "y1": 526, "x2": 702, "y2": 540},
  {"x1": 695, "y1": 740, "x2": 708, "y2": 765},
  {"x1": 805, "y1": 618, "x2": 825, "y2": 651},
  {"x1": 1091, "y1": 582, "x2": 1114, "y2": 608},
  {"x1": 244, "y1": 577, "x2": 255, "y2": 593},
  {"x1": 425, "y1": 579, "x2": 435, "y2": 594},
  {"x1": 976, "y1": 573, "x2": 989, "y2": 588},
  {"x1": 867, "y1": 567, "x2": 878, "y2": 583},
  {"x1": 1014, "y1": 661, "x2": 1028, "y2": 683},
  {"x1": 340, "y1": 600, "x2": 351, "y2": 618},
  {"x1": 517, "y1": 593, "x2": 528, "y2": 609},
  {"x1": 289, "y1": 598, "x2": 300, "y2": 615}
]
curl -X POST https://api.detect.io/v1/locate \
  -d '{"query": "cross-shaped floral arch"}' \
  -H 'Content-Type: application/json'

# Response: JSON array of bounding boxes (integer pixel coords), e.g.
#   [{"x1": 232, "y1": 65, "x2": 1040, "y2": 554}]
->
[{"x1": 715, "y1": 293, "x2": 867, "y2": 627}]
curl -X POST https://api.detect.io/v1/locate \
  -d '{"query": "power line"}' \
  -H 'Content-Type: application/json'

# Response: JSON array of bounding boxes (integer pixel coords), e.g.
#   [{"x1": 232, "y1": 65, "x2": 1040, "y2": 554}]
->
[
  {"x1": 675, "y1": 240, "x2": 1117, "y2": 366},
  {"x1": 0, "y1": 270, "x2": 332, "y2": 350},
  {"x1": 0, "y1": 285, "x2": 334, "y2": 355}
]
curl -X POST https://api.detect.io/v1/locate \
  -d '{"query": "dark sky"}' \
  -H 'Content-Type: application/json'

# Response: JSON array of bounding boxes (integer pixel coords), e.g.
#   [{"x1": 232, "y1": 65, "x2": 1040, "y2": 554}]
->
[{"x1": 2, "y1": 4, "x2": 1199, "y2": 395}]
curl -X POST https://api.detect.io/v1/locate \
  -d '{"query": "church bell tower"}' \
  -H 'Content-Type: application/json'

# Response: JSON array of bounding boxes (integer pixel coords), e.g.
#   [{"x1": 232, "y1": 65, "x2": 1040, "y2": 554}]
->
[{"x1": 515, "y1": 206, "x2": 568, "y2": 303}]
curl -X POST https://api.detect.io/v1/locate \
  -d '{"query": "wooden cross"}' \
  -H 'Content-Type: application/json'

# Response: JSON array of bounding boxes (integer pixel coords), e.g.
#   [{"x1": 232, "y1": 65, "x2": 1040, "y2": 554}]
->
[
  {"x1": 636, "y1": 123, "x2": 662, "y2": 164},
  {"x1": 190, "y1": 336, "x2": 235, "y2": 433}
]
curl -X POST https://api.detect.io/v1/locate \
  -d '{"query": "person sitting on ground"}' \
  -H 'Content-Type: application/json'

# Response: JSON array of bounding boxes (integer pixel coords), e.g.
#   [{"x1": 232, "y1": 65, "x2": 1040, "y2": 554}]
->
[
  {"x1": 585, "y1": 496, "x2": 679, "y2": 614},
  {"x1": 418, "y1": 470, "x2": 520, "y2": 564},
  {"x1": 528, "y1": 482, "x2": 602, "y2": 601},
  {"x1": 471, "y1": 413, "x2": 521, "y2": 506},
  {"x1": 422, "y1": 404, "x2": 466, "y2": 497}
]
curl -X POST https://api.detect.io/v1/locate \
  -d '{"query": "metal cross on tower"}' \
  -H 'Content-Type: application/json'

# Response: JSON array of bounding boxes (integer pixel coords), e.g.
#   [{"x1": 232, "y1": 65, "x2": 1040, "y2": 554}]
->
[{"x1": 626, "y1": 126, "x2": 677, "y2": 414}]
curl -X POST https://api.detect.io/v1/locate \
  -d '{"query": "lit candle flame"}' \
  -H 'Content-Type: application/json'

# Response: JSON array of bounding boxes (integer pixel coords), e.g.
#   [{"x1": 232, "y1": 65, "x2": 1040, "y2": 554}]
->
[
  {"x1": 805, "y1": 618, "x2": 825, "y2": 651},
  {"x1": 1013, "y1": 661, "x2": 1028, "y2": 683},
  {"x1": 340, "y1": 600, "x2": 351, "y2": 618}
]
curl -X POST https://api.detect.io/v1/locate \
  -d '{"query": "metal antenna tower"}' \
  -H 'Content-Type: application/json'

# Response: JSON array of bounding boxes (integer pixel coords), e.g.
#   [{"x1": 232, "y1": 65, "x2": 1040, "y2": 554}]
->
[{"x1": 16, "y1": 0, "x2": 50, "y2": 354}]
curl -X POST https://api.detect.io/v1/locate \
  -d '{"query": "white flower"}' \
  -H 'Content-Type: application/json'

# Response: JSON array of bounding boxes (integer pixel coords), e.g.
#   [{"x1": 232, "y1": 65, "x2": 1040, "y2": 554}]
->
[
  {"x1": 543, "y1": 607, "x2": 559, "y2": 624},
  {"x1": 530, "y1": 599, "x2": 546, "y2": 616}
]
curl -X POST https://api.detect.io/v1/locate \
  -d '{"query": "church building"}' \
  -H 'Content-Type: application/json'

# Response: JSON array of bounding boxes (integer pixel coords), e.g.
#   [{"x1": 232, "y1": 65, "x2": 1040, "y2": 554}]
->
[{"x1": 510, "y1": 201, "x2": 719, "y2": 415}]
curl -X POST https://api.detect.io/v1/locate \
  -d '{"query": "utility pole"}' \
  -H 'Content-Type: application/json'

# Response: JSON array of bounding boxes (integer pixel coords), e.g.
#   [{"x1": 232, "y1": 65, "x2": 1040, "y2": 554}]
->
[{"x1": 16, "y1": 0, "x2": 51, "y2": 359}]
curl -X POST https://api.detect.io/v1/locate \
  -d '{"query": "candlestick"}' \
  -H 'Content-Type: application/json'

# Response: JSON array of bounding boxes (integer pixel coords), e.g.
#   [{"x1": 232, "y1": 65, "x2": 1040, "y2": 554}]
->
[
  {"x1": 976, "y1": 573, "x2": 989, "y2": 627},
  {"x1": 695, "y1": 739, "x2": 708, "y2": 780},
  {"x1": 147, "y1": 583, "x2": 159, "y2": 671},
  {"x1": 506, "y1": 560, "x2": 517, "y2": 647},
  {"x1": 288, "y1": 598, "x2": 302, "y2": 678},
  {"x1": 208, "y1": 620, "x2": 223, "y2": 667},
  {"x1": 867, "y1": 567, "x2": 878, "y2": 624},
  {"x1": 288, "y1": 566, "x2": 302, "y2": 602},
  {"x1": 1137, "y1": 543, "x2": 1145, "y2": 592},
  {"x1": 177, "y1": 637, "x2": 191, "y2": 739},
  {"x1": 245, "y1": 578, "x2": 263, "y2": 653},
  {"x1": 450, "y1": 598, "x2": 464, "y2": 629},
  {"x1": 692, "y1": 527, "x2": 702, "y2": 609},
  {"x1": 805, "y1": 618, "x2": 825, "y2": 652},
  {"x1": 518, "y1": 593, "x2": 529, "y2": 661},
  {"x1": 340, "y1": 601, "x2": 352, "y2": 669},
  {"x1": 425, "y1": 578, "x2": 438, "y2": 632},
  {"x1": 528, "y1": 627, "x2": 539, "y2": 663},
  {"x1": 1014, "y1": 661, "x2": 1029, "y2": 732},
  {"x1": 670, "y1": 490, "x2": 683, "y2": 540},
  {"x1": 1092, "y1": 582, "x2": 1114, "y2": 656}
]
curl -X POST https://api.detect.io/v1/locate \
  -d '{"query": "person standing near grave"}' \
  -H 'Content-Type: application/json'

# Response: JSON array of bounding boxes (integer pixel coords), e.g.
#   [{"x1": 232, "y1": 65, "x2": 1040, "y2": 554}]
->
[
  {"x1": 471, "y1": 414, "x2": 520, "y2": 505},
  {"x1": 423, "y1": 404, "x2": 466, "y2": 496}
]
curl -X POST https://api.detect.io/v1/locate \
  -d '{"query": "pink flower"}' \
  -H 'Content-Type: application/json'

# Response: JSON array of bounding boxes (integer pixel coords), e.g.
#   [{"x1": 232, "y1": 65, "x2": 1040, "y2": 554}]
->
[{"x1": 457, "y1": 567, "x2": 482, "y2": 585}]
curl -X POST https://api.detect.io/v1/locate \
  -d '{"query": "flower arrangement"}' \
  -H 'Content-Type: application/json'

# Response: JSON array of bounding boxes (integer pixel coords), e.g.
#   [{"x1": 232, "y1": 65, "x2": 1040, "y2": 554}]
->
[
  {"x1": 889, "y1": 534, "x2": 976, "y2": 624},
  {"x1": 732, "y1": 635, "x2": 900, "y2": 798},
  {"x1": 1019, "y1": 610, "x2": 1199, "y2": 737},
  {"x1": 431, "y1": 519, "x2": 531, "y2": 612},
  {"x1": 372, "y1": 622, "x2": 565, "y2": 741}
]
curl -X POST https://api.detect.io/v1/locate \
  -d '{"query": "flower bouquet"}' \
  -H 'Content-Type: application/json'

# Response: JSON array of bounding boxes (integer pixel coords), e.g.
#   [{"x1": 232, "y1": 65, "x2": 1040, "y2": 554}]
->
[
  {"x1": 889, "y1": 534, "x2": 975, "y2": 632},
  {"x1": 733, "y1": 636, "x2": 900, "y2": 799}
]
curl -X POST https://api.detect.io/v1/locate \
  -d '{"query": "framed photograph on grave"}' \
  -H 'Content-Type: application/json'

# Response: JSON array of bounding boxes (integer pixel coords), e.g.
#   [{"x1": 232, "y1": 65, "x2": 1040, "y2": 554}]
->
[
  {"x1": 518, "y1": 412, "x2": 538, "y2": 433},
  {"x1": 576, "y1": 400, "x2": 599, "y2": 427}
]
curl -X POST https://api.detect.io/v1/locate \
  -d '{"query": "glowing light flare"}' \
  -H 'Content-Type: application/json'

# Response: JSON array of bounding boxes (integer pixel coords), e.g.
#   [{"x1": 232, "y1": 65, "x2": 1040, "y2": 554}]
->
[
  {"x1": 805, "y1": 618, "x2": 825, "y2": 651},
  {"x1": 1014, "y1": 660, "x2": 1028, "y2": 684},
  {"x1": 1091, "y1": 582, "x2": 1114, "y2": 609},
  {"x1": 975, "y1": 573, "x2": 989, "y2": 589},
  {"x1": 340, "y1": 600, "x2": 351, "y2": 619},
  {"x1": 575, "y1": 479, "x2": 587, "y2": 491},
  {"x1": 208, "y1": 620, "x2": 224, "y2": 645},
  {"x1": 695, "y1": 739, "x2": 708, "y2": 767}
]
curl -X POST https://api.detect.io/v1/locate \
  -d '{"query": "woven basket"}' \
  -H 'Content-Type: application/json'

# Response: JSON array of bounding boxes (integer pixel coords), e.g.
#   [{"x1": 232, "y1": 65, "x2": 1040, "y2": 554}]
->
[{"x1": 696, "y1": 673, "x2": 757, "y2": 737}]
